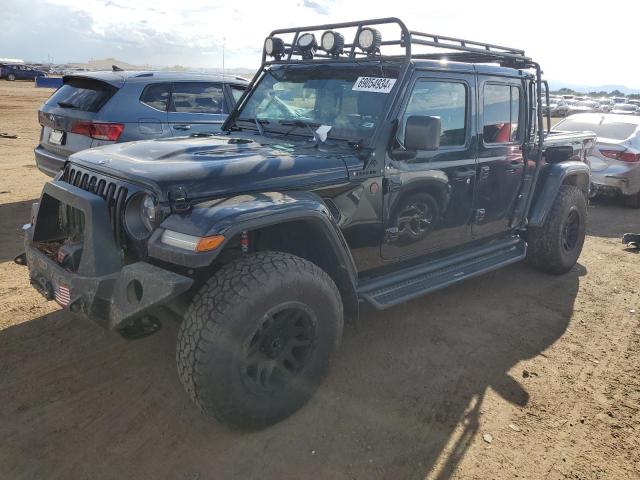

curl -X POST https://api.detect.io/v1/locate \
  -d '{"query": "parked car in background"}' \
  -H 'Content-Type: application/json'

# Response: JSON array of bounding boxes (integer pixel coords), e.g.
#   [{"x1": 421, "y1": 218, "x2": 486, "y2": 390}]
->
[
  {"x1": 0, "y1": 64, "x2": 47, "y2": 81},
  {"x1": 35, "y1": 71, "x2": 249, "y2": 176},
  {"x1": 597, "y1": 98, "x2": 614, "y2": 112},
  {"x1": 566, "y1": 100, "x2": 596, "y2": 115},
  {"x1": 553, "y1": 113, "x2": 640, "y2": 207},
  {"x1": 610, "y1": 103, "x2": 638, "y2": 115},
  {"x1": 545, "y1": 96, "x2": 570, "y2": 116}
]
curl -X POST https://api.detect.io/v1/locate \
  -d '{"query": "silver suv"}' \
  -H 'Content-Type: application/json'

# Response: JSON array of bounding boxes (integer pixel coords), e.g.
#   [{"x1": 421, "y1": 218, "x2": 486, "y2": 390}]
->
[{"x1": 35, "y1": 71, "x2": 248, "y2": 176}]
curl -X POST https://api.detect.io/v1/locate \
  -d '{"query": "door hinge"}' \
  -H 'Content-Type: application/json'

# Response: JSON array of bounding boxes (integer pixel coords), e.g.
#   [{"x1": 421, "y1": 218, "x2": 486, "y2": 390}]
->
[
  {"x1": 480, "y1": 166, "x2": 491, "y2": 180},
  {"x1": 474, "y1": 208, "x2": 486, "y2": 224},
  {"x1": 383, "y1": 177, "x2": 402, "y2": 193}
]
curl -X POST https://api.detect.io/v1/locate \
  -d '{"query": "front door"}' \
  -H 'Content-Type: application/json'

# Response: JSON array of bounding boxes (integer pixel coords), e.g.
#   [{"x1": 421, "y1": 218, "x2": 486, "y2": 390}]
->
[
  {"x1": 472, "y1": 78, "x2": 526, "y2": 238},
  {"x1": 382, "y1": 72, "x2": 478, "y2": 260},
  {"x1": 168, "y1": 82, "x2": 227, "y2": 135}
]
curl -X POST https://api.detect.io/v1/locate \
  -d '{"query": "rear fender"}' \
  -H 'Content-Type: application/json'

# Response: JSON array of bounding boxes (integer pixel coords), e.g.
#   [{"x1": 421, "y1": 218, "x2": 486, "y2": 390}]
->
[{"x1": 528, "y1": 161, "x2": 590, "y2": 227}]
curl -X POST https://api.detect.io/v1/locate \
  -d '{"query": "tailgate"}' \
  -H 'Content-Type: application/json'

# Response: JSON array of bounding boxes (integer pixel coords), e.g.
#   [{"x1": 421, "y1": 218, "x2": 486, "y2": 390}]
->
[{"x1": 38, "y1": 76, "x2": 120, "y2": 157}]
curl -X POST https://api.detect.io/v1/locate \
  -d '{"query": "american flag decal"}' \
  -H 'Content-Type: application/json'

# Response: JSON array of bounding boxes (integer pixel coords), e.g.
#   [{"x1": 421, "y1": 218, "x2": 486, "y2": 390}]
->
[{"x1": 55, "y1": 284, "x2": 71, "y2": 307}]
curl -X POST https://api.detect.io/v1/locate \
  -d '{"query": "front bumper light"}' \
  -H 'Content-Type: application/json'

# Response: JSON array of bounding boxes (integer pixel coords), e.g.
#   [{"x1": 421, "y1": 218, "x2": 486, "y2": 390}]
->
[{"x1": 161, "y1": 230, "x2": 225, "y2": 252}]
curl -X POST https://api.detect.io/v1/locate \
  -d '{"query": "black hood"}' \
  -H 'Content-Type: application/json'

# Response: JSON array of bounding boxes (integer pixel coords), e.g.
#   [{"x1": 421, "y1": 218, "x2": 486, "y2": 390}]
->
[{"x1": 69, "y1": 135, "x2": 355, "y2": 203}]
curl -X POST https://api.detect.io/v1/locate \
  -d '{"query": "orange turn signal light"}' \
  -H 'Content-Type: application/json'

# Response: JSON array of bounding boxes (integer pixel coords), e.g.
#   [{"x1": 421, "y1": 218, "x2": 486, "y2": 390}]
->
[{"x1": 195, "y1": 235, "x2": 225, "y2": 252}]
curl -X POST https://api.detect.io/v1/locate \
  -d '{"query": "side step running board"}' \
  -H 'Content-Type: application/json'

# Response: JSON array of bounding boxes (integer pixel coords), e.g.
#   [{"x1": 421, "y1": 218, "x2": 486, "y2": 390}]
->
[{"x1": 358, "y1": 239, "x2": 527, "y2": 309}]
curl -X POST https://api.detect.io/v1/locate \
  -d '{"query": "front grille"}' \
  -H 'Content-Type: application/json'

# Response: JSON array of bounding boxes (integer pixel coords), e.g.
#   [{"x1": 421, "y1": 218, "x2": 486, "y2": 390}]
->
[{"x1": 61, "y1": 164, "x2": 129, "y2": 248}]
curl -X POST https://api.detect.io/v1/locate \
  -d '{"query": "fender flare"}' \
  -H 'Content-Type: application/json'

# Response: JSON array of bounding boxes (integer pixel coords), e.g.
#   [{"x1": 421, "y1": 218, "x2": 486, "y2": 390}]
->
[
  {"x1": 148, "y1": 191, "x2": 358, "y2": 284},
  {"x1": 528, "y1": 161, "x2": 590, "y2": 228}
]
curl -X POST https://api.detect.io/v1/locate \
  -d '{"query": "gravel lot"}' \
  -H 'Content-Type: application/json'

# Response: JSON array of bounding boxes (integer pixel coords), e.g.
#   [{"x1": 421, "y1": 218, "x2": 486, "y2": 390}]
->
[{"x1": 0, "y1": 80, "x2": 639, "y2": 480}]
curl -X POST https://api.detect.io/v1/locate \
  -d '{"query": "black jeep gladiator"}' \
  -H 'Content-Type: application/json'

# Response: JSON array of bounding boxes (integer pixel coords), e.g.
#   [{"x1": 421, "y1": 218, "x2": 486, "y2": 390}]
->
[{"x1": 19, "y1": 18, "x2": 596, "y2": 428}]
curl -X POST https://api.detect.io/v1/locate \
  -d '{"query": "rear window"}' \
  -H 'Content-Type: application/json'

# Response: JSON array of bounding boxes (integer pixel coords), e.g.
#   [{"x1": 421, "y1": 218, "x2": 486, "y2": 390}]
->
[
  {"x1": 46, "y1": 77, "x2": 117, "y2": 112},
  {"x1": 483, "y1": 84, "x2": 521, "y2": 143},
  {"x1": 554, "y1": 118, "x2": 638, "y2": 140},
  {"x1": 140, "y1": 83, "x2": 170, "y2": 111},
  {"x1": 170, "y1": 82, "x2": 226, "y2": 114}
]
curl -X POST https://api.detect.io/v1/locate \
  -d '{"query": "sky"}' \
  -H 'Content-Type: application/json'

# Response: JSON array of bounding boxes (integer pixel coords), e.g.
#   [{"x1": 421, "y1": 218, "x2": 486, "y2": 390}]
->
[{"x1": 2, "y1": 0, "x2": 640, "y2": 89}]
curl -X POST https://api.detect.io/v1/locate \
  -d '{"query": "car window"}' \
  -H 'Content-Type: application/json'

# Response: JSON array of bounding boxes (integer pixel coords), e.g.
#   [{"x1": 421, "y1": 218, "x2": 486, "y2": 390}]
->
[
  {"x1": 230, "y1": 85, "x2": 246, "y2": 104},
  {"x1": 483, "y1": 84, "x2": 521, "y2": 144},
  {"x1": 399, "y1": 80, "x2": 467, "y2": 147},
  {"x1": 554, "y1": 118, "x2": 638, "y2": 140},
  {"x1": 140, "y1": 83, "x2": 170, "y2": 111},
  {"x1": 46, "y1": 77, "x2": 117, "y2": 112},
  {"x1": 170, "y1": 83, "x2": 226, "y2": 114}
]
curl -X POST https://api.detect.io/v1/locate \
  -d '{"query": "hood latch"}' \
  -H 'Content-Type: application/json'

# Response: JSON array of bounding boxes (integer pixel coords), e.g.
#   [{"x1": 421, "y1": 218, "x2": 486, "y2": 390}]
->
[{"x1": 169, "y1": 185, "x2": 191, "y2": 213}]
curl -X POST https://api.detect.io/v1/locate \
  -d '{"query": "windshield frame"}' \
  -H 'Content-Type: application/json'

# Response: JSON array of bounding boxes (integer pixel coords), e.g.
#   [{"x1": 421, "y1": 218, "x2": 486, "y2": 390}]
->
[{"x1": 224, "y1": 62, "x2": 407, "y2": 145}]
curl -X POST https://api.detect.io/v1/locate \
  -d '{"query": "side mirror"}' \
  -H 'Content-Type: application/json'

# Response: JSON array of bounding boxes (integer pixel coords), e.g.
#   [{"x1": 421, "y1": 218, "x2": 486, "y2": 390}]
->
[{"x1": 404, "y1": 115, "x2": 441, "y2": 151}]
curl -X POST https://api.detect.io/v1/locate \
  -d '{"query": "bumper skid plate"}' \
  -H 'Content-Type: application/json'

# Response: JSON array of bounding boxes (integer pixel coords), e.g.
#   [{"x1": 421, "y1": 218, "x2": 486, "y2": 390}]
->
[{"x1": 25, "y1": 179, "x2": 193, "y2": 330}]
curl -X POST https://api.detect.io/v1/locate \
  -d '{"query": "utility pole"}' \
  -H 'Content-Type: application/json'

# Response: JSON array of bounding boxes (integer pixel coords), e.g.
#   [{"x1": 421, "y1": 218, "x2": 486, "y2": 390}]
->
[{"x1": 222, "y1": 37, "x2": 226, "y2": 78}]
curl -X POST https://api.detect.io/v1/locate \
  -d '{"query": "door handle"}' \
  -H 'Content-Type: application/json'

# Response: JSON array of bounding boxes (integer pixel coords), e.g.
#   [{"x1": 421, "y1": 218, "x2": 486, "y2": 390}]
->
[
  {"x1": 506, "y1": 161, "x2": 524, "y2": 173},
  {"x1": 173, "y1": 124, "x2": 191, "y2": 131},
  {"x1": 453, "y1": 169, "x2": 475, "y2": 181}
]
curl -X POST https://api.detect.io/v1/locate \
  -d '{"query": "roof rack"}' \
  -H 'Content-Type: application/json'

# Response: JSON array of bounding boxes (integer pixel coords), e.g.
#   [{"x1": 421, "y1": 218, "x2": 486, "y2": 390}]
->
[{"x1": 263, "y1": 17, "x2": 534, "y2": 69}]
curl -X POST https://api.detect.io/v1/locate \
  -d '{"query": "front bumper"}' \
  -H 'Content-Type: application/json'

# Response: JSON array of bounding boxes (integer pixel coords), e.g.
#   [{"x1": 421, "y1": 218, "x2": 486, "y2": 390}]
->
[{"x1": 25, "y1": 180, "x2": 193, "y2": 330}]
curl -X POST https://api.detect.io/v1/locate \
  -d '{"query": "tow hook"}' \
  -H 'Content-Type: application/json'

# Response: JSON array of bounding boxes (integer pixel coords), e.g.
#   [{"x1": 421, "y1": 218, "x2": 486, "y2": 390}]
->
[
  {"x1": 13, "y1": 252, "x2": 27, "y2": 266},
  {"x1": 119, "y1": 315, "x2": 162, "y2": 340}
]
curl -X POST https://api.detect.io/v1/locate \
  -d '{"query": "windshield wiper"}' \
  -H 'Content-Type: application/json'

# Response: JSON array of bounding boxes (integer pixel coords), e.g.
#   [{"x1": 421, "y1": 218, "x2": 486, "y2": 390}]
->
[
  {"x1": 237, "y1": 117, "x2": 269, "y2": 136},
  {"x1": 57, "y1": 101, "x2": 79, "y2": 109},
  {"x1": 278, "y1": 119, "x2": 323, "y2": 144}
]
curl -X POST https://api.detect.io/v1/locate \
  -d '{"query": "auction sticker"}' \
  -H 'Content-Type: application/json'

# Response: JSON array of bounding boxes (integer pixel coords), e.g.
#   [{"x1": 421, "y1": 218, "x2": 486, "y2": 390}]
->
[{"x1": 352, "y1": 77, "x2": 397, "y2": 93}]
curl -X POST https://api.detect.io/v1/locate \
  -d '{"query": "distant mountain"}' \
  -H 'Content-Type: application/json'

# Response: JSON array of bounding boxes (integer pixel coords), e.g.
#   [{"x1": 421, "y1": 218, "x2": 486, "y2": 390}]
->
[{"x1": 548, "y1": 80, "x2": 640, "y2": 95}]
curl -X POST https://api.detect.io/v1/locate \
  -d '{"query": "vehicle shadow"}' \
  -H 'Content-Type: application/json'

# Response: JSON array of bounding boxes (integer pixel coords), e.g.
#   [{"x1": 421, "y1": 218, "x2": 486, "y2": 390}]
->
[
  {"x1": 587, "y1": 196, "x2": 640, "y2": 239},
  {"x1": 0, "y1": 199, "x2": 34, "y2": 263},
  {"x1": 0, "y1": 261, "x2": 582, "y2": 480}
]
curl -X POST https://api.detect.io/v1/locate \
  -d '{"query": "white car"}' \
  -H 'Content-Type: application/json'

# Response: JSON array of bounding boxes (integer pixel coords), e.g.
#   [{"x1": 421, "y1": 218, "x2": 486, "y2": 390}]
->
[
  {"x1": 610, "y1": 104, "x2": 639, "y2": 115},
  {"x1": 553, "y1": 113, "x2": 640, "y2": 207}
]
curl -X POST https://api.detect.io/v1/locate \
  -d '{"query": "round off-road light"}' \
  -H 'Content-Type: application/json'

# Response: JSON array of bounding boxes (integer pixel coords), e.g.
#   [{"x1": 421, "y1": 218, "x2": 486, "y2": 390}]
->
[
  {"x1": 297, "y1": 33, "x2": 317, "y2": 59},
  {"x1": 265, "y1": 36, "x2": 285, "y2": 58},
  {"x1": 357, "y1": 27, "x2": 382, "y2": 54},
  {"x1": 321, "y1": 31, "x2": 344, "y2": 55}
]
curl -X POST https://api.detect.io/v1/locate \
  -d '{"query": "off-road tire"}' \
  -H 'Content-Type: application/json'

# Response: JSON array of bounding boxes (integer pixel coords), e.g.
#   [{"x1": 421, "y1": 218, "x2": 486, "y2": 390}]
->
[
  {"x1": 623, "y1": 191, "x2": 640, "y2": 209},
  {"x1": 526, "y1": 185, "x2": 586, "y2": 275},
  {"x1": 7, "y1": 74, "x2": 15, "y2": 81},
  {"x1": 176, "y1": 251, "x2": 343, "y2": 429}
]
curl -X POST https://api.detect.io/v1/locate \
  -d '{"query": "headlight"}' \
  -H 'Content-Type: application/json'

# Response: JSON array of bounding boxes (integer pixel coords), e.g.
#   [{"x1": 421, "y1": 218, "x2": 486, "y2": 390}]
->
[
  {"x1": 124, "y1": 193, "x2": 160, "y2": 240},
  {"x1": 141, "y1": 194, "x2": 158, "y2": 231}
]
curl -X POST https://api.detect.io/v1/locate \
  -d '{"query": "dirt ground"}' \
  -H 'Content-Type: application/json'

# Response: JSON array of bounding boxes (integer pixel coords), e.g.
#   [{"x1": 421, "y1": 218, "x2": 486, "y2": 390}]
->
[{"x1": 0, "y1": 80, "x2": 639, "y2": 480}]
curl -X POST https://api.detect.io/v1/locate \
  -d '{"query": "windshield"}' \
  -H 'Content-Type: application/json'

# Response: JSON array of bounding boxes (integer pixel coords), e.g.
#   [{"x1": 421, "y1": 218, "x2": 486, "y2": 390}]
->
[
  {"x1": 234, "y1": 65, "x2": 400, "y2": 141},
  {"x1": 554, "y1": 118, "x2": 638, "y2": 140},
  {"x1": 615, "y1": 104, "x2": 636, "y2": 111}
]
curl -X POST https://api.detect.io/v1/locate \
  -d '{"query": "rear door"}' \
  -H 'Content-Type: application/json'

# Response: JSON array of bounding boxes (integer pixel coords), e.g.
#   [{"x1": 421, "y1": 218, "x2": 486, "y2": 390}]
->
[
  {"x1": 39, "y1": 76, "x2": 119, "y2": 158},
  {"x1": 167, "y1": 82, "x2": 227, "y2": 135},
  {"x1": 472, "y1": 78, "x2": 525, "y2": 239},
  {"x1": 382, "y1": 71, "x2": 478, "y2": 260}
]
